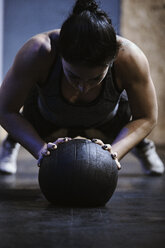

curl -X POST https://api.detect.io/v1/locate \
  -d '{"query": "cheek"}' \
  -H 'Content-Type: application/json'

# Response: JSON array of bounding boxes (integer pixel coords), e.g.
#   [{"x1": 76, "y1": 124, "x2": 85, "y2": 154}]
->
[
  {"x1": 64, "y1": 71, "x2": 70, "y2": 81},
  {"x1": 89, "y1": 78, "x2": 104, "y2": 88},
  {"x1": 64, "y1": 71, "x2": 75, "y2": 84},
  {"x1": 68, "y1": 78, "x2": 78, "y2": 86},
  {"x1": 88, "y1": 84, "x2": 96, "y2": 90},
  {"x1": 66, "y1": 76, "x2": 79, "y2": 89}
]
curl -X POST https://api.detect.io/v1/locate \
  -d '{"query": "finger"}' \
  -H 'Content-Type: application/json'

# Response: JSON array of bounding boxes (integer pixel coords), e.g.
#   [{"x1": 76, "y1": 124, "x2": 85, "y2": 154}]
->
[
  {"x1": 54, "y1": 137, "x2": 71, "y2": 145},
  {"x1": 112, "y1": 157, "x2": 121, "y2": 170},
  {"x1": 47, "y1": 142, "x2": 57, "y2": 150},
  {"x1": 37, "y1": 152, "x2": 49, "y2": 167},
  {"x1": 41, "y1": 149, "x2": 50, "y2": 156},
  {"x1": 115, "y1": 160, "x2": 121, "y2": 170},
  {"x1": 37, "y1": 144, "x2": 51, "y2": 167},
  {"x1": 37, "y1": 155, "x2": 43, "y2": 167},
  {"x1": 111, "y1": 152, "x2": 118, "y2": 159},
  {"x1": 92, "y1": 138, "x2": 104, "y2": 146},
  {"x1": 102, "y1": 144, "x2": 112, "y2": 152},
  {"x1": 111, "y1": 152, "x2": 121, "y2": 170},
  {"x1": 63, "y1": 137, "x2": 72, "y2": 142},
  {"x1": 53, "y1": 138, "x2": 64, "y2": 145},
  {"x1": 37, "y1": 151, "x2": 50, "y2": 167}
]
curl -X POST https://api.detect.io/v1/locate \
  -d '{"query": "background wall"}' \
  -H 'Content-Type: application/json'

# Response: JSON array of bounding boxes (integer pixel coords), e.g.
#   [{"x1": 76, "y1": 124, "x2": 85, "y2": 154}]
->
[
  {"x1": 121, "y1": 0, "x2": 165, "y2": 145},
  {"x1": 2, "y1": 0, "x2": 120, "y2": 76}
]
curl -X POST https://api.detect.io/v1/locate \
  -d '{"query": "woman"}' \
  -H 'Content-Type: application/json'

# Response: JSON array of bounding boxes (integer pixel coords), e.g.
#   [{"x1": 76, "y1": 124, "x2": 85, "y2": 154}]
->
[{"x1": 0, "y1": 0, "x2": 164, "y2": 175}]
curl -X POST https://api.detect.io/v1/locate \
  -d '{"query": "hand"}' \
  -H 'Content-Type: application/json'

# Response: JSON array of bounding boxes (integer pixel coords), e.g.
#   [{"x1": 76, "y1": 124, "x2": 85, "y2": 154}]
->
[
  {"x1": 92, "y1": 138, "x2": 121, "y2": 170},
  {"x1": 37, "y1": 137, "x2": 72, "y2": 167}
]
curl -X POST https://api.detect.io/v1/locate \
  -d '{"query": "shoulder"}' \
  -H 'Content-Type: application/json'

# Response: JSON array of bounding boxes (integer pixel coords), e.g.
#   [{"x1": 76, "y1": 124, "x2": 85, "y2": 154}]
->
[
  {"x1": 15, "y1": 29, "x2": 60, "y2": 63},
  {"x1": 115, "y1": 36, "x2": 150, "y2": 89},
  {"x1": 11, "y1": 29, "x2": 61, "y2": 81},
  {"x1": 13, "y1": 29, "x2": 61, "y2": 66}
]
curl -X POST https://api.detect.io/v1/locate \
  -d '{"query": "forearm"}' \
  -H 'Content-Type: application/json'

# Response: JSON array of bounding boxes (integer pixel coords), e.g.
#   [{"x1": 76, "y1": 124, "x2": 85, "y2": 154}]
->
[
  {"x1": 0, "y1": 112, "x2": 46, "y2": 159},
  {"x1": 111, "y1": 118, "x2": 156, "y2": 160}
]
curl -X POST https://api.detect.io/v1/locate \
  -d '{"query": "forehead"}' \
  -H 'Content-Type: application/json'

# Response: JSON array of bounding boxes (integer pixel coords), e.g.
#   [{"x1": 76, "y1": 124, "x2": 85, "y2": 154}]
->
[{"x1": 62, "y1": 58, "x2": 109, "y2": 77}]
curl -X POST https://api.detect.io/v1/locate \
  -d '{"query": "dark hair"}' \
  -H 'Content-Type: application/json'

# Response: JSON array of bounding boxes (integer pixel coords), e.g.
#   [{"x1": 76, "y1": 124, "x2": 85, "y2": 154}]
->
[{"x1": 58, "y1": 0, "x2": 119, "y2": 67}]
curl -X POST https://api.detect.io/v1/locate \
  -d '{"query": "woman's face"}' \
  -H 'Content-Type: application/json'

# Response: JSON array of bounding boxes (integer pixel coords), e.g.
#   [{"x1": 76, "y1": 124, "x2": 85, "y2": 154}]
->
[{"x1": 62, "y1": 58, "x2": 110, "y2": 94}]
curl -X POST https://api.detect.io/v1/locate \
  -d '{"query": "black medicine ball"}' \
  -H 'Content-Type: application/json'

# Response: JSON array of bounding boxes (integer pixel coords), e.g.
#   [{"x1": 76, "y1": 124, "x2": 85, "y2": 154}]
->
[{"x1": 38, "y1": 139, "x2": 118, "y2": 207}]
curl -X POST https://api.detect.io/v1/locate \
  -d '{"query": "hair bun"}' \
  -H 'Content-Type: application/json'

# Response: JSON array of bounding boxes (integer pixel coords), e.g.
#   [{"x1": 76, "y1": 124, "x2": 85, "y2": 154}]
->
[{"x1": 73, "y1": 0, "x2": 99, "y2": 15}]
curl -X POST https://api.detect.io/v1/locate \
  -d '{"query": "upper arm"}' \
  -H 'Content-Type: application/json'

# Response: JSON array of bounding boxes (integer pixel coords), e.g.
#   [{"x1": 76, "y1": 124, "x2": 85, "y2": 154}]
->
[
  {"x1": 118, "y1": 41, "x2": 158, "y2": 123},
  {"x1": 0, "y1": 35, "x2": 52, "y2": 113}
]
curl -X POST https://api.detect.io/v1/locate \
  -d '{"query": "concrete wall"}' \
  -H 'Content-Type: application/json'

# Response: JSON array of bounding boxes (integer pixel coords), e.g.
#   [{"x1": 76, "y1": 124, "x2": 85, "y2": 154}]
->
[{"x1": 121, "y1": 0, "x2": 165, "y2": 145}]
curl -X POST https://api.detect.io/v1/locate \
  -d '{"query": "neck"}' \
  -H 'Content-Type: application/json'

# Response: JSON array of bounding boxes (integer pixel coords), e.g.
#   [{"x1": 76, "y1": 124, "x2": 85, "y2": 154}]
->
[{"x1": 61, "y1": 73, "x2": 103, "y2": 104}]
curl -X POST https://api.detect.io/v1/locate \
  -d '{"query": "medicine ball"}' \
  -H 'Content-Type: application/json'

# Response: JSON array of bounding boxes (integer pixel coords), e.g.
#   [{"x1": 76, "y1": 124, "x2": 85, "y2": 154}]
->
[{"x1": 38, "y1": 139, "x2": 118, "y2": 207}]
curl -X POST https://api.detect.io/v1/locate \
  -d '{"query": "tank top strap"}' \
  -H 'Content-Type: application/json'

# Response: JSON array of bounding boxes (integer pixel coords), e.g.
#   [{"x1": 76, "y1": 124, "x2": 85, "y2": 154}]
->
[
  {"x1": 38, "y1": 53, "x2": 62, "y2": 95},
  {"x1": 103, "y1": 63, "x2": 122, "y2": 102}
]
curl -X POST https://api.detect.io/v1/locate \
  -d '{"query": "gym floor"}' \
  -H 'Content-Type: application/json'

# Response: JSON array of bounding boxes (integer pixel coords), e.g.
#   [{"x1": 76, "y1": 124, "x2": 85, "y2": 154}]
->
[{"x1": 0, "y1": 146, "x2": 164, "y2": 248}]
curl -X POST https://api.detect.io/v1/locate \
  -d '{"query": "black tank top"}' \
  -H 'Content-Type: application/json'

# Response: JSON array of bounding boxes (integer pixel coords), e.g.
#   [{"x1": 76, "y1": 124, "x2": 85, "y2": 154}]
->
[{"x1": 37, "y1": 53, "x2": 125, "y2": 128}]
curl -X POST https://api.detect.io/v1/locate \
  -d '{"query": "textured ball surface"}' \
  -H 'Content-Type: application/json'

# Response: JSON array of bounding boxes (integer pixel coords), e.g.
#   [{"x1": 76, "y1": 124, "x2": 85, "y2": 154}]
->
[{"x1": 38, "y1": 139, "x2": 118, "y2": 207}]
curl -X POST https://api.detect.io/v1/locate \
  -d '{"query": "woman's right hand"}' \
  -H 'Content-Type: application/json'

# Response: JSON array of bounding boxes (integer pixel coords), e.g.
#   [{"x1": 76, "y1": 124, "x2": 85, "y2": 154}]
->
[{"x1": 37, "y1": 137, "x2": 72, "y2": 167}]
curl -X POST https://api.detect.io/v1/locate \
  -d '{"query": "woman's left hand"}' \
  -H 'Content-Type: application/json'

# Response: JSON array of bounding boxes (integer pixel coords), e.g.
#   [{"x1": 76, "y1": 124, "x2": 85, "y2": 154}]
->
[{"x1": 92, "y1": 138, "x2": 121, "y2": 170}]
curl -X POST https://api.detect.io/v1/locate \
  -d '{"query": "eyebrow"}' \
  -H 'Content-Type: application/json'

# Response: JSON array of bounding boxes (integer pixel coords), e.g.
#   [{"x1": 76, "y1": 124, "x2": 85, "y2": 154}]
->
[{"x1": 67, "y1": 69, "x2": 103, "y2": 80}]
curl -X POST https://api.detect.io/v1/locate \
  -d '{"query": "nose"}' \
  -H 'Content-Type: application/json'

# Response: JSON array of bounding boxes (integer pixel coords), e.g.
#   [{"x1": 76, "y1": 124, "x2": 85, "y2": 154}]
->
[
  {"x1": 78, "y1": 84, "x2": 83, "y2": 92},
  {"x1": 78, "y1": 83, "x2": 87, "y2": 93}
]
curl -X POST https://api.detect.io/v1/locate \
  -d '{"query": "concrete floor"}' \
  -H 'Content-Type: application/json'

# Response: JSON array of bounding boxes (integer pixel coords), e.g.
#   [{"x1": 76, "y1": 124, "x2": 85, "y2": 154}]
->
[{"x1": 0, "y1": 146, "x2": 165, "y2": 248}]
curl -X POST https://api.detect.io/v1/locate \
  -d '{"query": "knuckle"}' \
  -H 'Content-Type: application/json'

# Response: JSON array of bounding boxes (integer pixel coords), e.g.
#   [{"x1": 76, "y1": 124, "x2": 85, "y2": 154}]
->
[{"x1": 102, "y1": 145, "x2": 108, "y2": 150}]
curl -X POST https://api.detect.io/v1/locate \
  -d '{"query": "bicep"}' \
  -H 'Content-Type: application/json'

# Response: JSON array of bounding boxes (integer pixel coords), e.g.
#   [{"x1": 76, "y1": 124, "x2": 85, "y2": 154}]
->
[
  {"x1": 124, "y1": 55, "x2": 158, "y2": 122},
  {"x1": 0, "y1": 67, "x2": 36, "y2": 113},
  {"x1": 0, "y1": 45, "x2": 43, "y2": 113}
]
